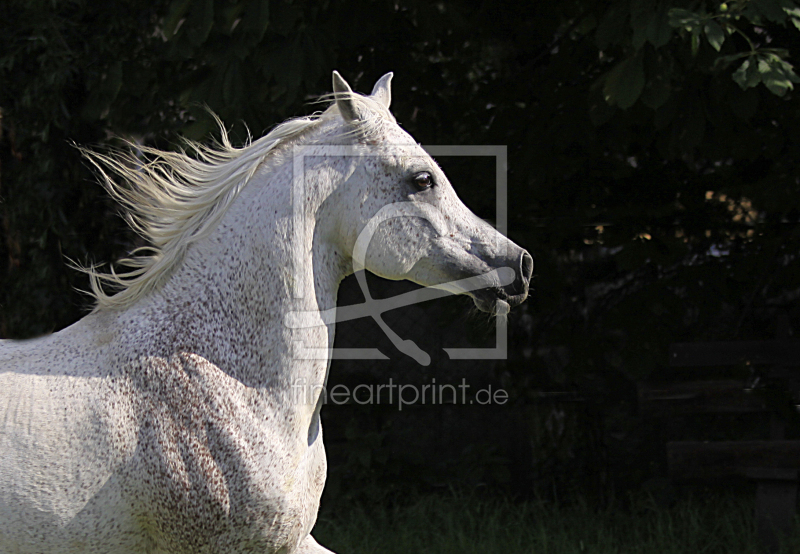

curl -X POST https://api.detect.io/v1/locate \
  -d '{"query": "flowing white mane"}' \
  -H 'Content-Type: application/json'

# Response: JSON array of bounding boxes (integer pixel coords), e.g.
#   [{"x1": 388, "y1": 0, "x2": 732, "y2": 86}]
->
[{"x1": 82, "y1": 93, "x2": 393, "y2": 311}]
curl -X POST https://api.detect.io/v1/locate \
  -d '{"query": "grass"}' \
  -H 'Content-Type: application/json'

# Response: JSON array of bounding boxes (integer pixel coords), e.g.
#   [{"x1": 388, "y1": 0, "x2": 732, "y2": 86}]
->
[{"x1": 313, "y1": 491, "x2": 800, "y2": 553}]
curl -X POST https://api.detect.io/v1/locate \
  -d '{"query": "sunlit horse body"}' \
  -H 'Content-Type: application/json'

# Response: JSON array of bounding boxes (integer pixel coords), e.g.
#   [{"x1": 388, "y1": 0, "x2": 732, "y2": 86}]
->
[{"x1": 0, "y1": 72, "x2": 532, "y2": 553}]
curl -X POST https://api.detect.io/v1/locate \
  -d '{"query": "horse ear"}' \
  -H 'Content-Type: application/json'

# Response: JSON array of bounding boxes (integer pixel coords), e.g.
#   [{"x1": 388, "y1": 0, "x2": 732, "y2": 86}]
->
[
  {"x1": 370, "y1": 72, "x2": 393, "y2": 108},
  {"x1": 332, "y1": 71, "x2": 361, "y2": 123}
]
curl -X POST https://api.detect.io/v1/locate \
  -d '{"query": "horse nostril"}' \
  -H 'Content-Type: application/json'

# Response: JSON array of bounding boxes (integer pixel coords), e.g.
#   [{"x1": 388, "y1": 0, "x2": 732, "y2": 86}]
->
[
  {"x1": 520, "y1": 251, "x2": 534, "y2": 284},
  {"x1": 504, "y1": 250, "x2": 534, "y2": 300}
]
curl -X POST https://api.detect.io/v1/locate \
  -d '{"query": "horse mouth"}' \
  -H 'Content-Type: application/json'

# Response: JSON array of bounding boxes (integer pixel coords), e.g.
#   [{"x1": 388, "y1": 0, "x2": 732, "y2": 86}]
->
[
  {"x1": 470, "y1": 284, "x2": 528, "y2": 315},
  {"x1": 467, "y1": 251, "x2": 532, "y2": 315}
]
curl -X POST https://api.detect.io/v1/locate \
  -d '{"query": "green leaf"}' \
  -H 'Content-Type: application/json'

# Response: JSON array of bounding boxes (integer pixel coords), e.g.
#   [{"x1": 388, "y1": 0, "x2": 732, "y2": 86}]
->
[
  {"x1": 785, "y1": 6, "x2": 800, "y2": 30},
  {"x1": 185, "y1": 0, "x2": 214, "y2": 47},
  {"x1": 704, "y1": 20, "x2": 725, "y2": 51},
  {"x1": 164, "y1": 0, "x2": 192, "y2": 39},
  {"x1": 603, "y1": 52, "x2": 646, "y2": 109},
  {"x1": 780, "y1": 58, "x2": 800, "y2": 83},
  {"x1": 763, "y1": 76, "x2": 792, "y2": 95},
  {"x1": 219, "y1": 3, "x2": 244, "y2": 36},
  {"x1": 746, "y1": 58, "x2": 764, "y2": 87},
  {"x1": 751, "y1": 0, "x2": 788, "y2": 23},
  {"x1": 732, "y1": 59, "x2": 749, "y2": 88},
  {"x1": 646, "y1": 5, "x2": 673, "y2": 47},
  {"x1": 242, "y1": 0, "x2": 270, "y2": 40},
  {"x1": 763, "y1": 47, "x2": 791, "y2": 58},
  {"x1": 596, "y1": 5, "x2": 628, "y2": 49},
  {"x1": 691, "y1": 31, "x2": 700, "y2": 56},
  {"x1": 714, "y1": 52, "x2": 751, "y2": 70},
  {"x1": 632, "y1": 16, "x2": 651, "y2": 49},
  {"x1": 631, "y1": 0, "x2": 656, "y2": 50},
  {"x1": 668, "y1": 8, "x2": 703, "y2": 32},
  {"x1": 732, "y1": 57, "x2": 762, "y2": 89},
  {"x1": 758, "y1": 53, "x2": 800, "y2": 96}
]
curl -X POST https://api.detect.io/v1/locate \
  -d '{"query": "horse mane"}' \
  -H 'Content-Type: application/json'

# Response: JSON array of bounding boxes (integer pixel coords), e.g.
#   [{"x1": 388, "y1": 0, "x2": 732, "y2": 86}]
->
[{"x1": 81, "y1": 92, "x2": 393, "y2": 311}]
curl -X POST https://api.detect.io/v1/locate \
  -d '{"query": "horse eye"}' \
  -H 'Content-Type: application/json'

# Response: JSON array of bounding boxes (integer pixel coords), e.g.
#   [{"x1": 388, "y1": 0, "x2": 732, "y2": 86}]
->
[{"x1": 412, "y1": 172, "x2": 433, "y2": 190}]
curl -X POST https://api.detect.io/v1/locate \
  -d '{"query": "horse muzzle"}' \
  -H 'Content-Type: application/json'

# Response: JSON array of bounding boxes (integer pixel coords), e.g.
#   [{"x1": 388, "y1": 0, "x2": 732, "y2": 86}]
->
[{"x1": 471, "y1": 249, "x2": 533, "y2": 315}]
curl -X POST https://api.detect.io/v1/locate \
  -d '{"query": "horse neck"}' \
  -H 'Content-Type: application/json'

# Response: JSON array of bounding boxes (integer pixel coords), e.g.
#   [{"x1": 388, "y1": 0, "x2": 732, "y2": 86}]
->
[{"x1": 118, "y1": 148, "x2": 349, "y2": 395}]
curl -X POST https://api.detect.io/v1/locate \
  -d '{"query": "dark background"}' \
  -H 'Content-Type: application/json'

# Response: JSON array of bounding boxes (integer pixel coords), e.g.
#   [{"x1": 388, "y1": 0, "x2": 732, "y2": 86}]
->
[{"x1": 3, "y1": 0, "x2": 800, "y2": 507}]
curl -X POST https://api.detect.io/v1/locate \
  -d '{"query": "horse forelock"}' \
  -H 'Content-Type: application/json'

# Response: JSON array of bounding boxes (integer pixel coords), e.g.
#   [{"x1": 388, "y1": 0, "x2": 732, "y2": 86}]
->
[{"x1": 80, "y1": 92, "x2": 394, "y2": 312}]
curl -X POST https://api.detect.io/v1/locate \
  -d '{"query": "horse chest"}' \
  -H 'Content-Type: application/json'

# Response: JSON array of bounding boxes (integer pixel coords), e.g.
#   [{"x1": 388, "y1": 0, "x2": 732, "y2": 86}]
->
[{"x1": 124, "y1": 353, "x2": 324, "y2": 553}]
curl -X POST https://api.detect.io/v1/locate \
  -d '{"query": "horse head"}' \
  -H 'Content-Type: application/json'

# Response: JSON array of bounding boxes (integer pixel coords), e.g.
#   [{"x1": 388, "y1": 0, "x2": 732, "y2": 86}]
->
[{"x1": 321, "y1": 71, "x2": 533, "y2": 316}]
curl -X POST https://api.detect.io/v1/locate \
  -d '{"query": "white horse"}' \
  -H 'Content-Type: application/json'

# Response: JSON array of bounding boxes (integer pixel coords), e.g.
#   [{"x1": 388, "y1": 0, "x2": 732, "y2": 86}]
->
[{"x1": 0, "y1": 71, "x2": 532, "y2": 553}]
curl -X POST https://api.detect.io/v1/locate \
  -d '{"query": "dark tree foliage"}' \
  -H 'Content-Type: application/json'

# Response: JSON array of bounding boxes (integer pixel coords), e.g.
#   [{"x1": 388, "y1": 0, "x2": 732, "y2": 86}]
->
[{"x1": 2, "y1": 0, "x2": 800, "y2": 494}]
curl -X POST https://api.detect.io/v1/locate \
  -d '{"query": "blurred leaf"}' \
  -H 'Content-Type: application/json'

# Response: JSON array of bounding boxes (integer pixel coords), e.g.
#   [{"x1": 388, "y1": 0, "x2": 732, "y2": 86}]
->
[
  {"x1": 732, "y1": 52, "x2": 800, "y2": 95},
  {"x1": 732, "y1": 58, "x2": 757, "y2": 88},
  {"x1": 603, "y1": 52, "x2": 645, "y2": 109},
  {"x1": 691, "y1": 30, "x2": 700, "y2": 56},
  {"x1": 646, "y1": 5, "x2": 673, "y2": 47},
  {"x1": 242, "y1": 0, "x2": 270, "y2": 41},
  {"x1": 759, "y1": 54, "x2": 800, "y2": 96},
  {"x1": 164, "y1": 0, "x2": 192, "y2": 39},
  {"x1": 704, "y1": 20, "x2": 725, "y2": 51},
  {"x1": 751, "y1": 0, "x2": 788, "y2": 23},
  {"x1": 630, "y1": 0, "x2": 656, "y2": 50},
  {"x1": 786, "y1": 6, "x2": 800, "y2": 30},
  {"x1": 714, "y1": 52, "x2": 751, "y2": 70},
  {"x1": 596, "y1": 4, "x2": 628, "y2": 49},
  {"x1": 185, "y1": 0, "x2": 214, "y2": 46},
  {"x1": 668, "y1": 8, "x2": 703, "y2": 32},
  {"x1": 218, "y1": 3, "x2": 244, "y2": 36}
]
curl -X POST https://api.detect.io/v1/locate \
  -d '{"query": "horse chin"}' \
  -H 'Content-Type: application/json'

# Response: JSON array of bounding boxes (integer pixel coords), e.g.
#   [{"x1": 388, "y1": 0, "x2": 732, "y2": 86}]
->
[
  {"x1": 470, "y1": 287, "x2": 528, "y2": 316},
  {"x1": 470, "y1": 292, "x2": 511, "y2": 316}
]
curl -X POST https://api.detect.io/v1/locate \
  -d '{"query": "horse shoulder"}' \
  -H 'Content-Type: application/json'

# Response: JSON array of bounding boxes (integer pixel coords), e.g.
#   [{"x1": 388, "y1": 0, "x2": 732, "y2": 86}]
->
[{"x1": 0, "y1": 319, "x2": 142, "y2": 550}]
